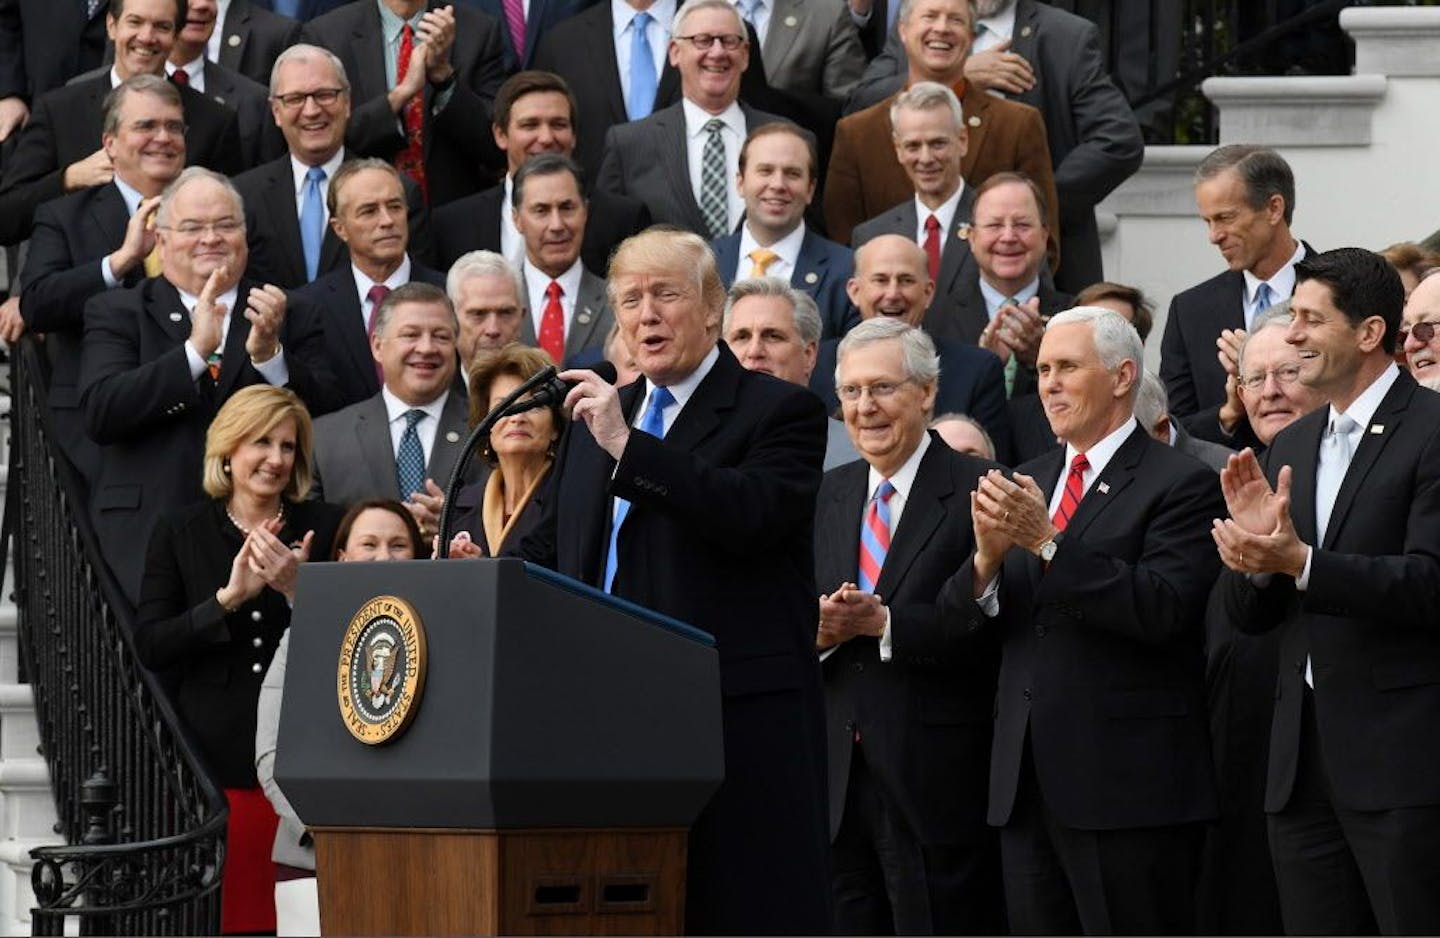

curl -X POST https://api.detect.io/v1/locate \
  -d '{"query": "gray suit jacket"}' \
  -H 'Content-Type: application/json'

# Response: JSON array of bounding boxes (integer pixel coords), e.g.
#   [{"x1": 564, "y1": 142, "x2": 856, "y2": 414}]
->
[
  {"x1": 1172, "y1": 419, "x2": 1234, "y2": 473},
  {"x1": 518, "y1": 266, "x2": 614, "y2": 365},
  {"x1": 761, "y1": 0, "x2": 866, "y2": 101},
  {"x1": 310, "y1": 389, "x2": 472, "y2": 505},
  {"x1": 851, "y1": 186, "x2": 978, "y2": 311},
  {"x1": 595, "y1": 101, "x2": 787, "y2": 236},
  {"x1": 257, "y1": 631, "x2": 312, "y2": 869}
]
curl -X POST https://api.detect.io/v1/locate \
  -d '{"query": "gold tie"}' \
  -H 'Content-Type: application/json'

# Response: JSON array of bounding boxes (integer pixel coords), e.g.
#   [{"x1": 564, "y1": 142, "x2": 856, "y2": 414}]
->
[
  {"x1": 143, "y1": 247, "x2": 162, "y2": 278},
  {"x1": 748, "y1": 248, "x2": 779, "y2": 278}
]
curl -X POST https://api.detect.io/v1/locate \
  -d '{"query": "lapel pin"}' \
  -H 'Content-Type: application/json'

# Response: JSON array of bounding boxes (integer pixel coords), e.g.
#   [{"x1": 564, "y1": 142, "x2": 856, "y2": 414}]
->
[
  {"x1": 784, "y1": 14, "x2": 797, "y2": 26},
  {"x1": 805, "y1": 271, "x2": 819, "y2": 284},
  {"x1": 956, "y1": 222, "x2": 971, "y2": 240},
  {"x1": 968, "y1": 115, "x2": 981, "y2": 128},
  {"x1": 214, "y1": 95, "x2": 226, "y2": 106},
  {"x1": 1020, "y1": 25, "x2": 1032, "y2": 37},
  {"x1": 578, "y1": 310, "x2": 592, "y2": 325},
  {"x1": 169, "y1": 311, "x2": 183, "y2": 322},
  {"x1": 1098, "y1": 481, "x2": 1110, "y2": 494},
  {"x1": 227, "y1": 34, "x2": 241, "y2": 47},
  {"x1": 446, "y1": 430, "x2": 461, "y2": 443},
  {"x1": 1370, "y1": 424, "x2": 1384, "y2": 434}
]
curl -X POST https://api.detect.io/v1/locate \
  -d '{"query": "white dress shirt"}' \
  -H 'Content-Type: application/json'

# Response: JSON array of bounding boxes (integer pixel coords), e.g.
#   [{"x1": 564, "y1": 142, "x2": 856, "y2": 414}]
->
[
  {"x1": 912, "y1": 182, "x2": 966, "y2": 254},
  {"x1": 1242, "y1": 239, "x2": 1306, "y2": 328},
  {"x1": 381, "y1": 386, "x2": 449, "y2": 468},
  {"x1": 972, "y1": 2, "x2": 1016, "y2": 55},
  {"x1": 737, "y1": 221, "x2": 806, "y2": 281},
  {"x1": 290, "y1": 149, "x2": 346, "y2": 230},
  {"x1": 206, "y1": 0, "x2": 232, "y2": 63},
  {"x1": 352, "y1": 255, "x2": 413, "y2": 333},
  {"x1": 613, "y1": 0, "x2": 676, "y2": 109},
  {"x1": 177, "y1": 284, "x2": 291, "y2": 387},
  {"x1": 682, "y1": 98, "x2": 746, "y2": 232},
  {"x1": 500, "y1": 174, "x2": 523, "y2": 265},
  {"x1": 521, "y1": 256, "x2": 585, "y2": 343}
]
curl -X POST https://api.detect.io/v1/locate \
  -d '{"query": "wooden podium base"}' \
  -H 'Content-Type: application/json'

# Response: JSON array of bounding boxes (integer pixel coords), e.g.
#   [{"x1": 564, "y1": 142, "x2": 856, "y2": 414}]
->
[{"x1": 312, "y1": 827, "x2": 687, "y2": 936}]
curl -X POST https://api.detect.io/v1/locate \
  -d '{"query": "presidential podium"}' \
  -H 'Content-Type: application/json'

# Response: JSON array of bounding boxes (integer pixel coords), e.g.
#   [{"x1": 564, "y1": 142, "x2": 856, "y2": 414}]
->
[{"x1": 276, "y1": 558, "x2": 724, "y2": 936}]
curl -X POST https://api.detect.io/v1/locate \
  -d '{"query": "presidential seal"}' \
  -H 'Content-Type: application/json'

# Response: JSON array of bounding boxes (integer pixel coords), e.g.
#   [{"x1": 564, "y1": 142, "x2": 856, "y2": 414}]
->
[{"x1": 337, "y1": 595, "x2": 427, "y2": 745}]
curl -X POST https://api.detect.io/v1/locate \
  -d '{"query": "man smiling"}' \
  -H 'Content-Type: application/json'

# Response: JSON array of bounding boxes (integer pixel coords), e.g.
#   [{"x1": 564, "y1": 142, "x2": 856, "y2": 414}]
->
[{"x1": 1401, "y1": 268, "x2": 1440, "y2": 392}]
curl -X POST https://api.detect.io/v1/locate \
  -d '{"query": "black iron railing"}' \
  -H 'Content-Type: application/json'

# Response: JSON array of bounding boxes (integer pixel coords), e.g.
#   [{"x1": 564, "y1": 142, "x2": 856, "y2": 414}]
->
[{"x1": 6, "y1": 338, "x2": 226, "y2": 935}]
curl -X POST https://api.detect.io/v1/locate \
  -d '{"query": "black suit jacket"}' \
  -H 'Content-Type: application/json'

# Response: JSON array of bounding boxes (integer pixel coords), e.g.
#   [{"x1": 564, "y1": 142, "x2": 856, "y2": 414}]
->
[
  {"x1": 1161, "y1": 241, "x2": 1314, "y2": 420},
  {"x1": 1222, "y1": 369, "x2": 1440, "y2": 813},
  {"x1": 927, "y1": 276, "x2": 1073, "y2": 400},
  {"x1": 941, "y1": 423, "x2": 1223, "y2": 830},
  {"x1": 852, "y1": 188, "x2": 978, "y2": 313},
  {"x1": 595, "y1": 101, "x2": 788, "y2": 237},
  {"x1": 288, "y1": 260, "x2": 446, "y2": 409},
  {"x1": 199, "y1": 59, "x2": 287, "y2": 168},
  {"x1": 135, "y1": 498, "x2": 343, "y2": 785},
  {"x1": 302, "y1": 0, "x2": 506, "y2": 206},
  {"x1": 466, "y1": 0, "x2": 600, "y2": 71},
  {"x1": 233, "y1": 151, "x2": 433, "y2": 289},
  {"x1": 517, "y1": 343, "x2": 832, "y2": 933},
  {"x1": 816, "y1": 435, "x2": 1001, "y2": 844},
  {"x1": 78, "y1": 276, "x2": 337, "y2": 603},
  {"x1": 216, "y1": 0, "x2": 304, "y2": 86},
  {"x1": 430, "y1": 180, "x2": 651, "y2": 275},
  {"x1": 18, "y1": 180, "x2": 138, "y2": 482},
  {"x1": 0, "y1": 72, "x2": 243, "y2": 245},
  {"x1": 0, "y1": 0, "x2": 106, "y2": 103}
]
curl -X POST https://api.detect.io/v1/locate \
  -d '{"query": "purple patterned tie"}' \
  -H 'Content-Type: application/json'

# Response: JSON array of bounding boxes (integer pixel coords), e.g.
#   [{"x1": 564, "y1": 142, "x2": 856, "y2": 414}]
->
[{"x1": 502, "y1": 0, "x2": 526, "y2": 65}]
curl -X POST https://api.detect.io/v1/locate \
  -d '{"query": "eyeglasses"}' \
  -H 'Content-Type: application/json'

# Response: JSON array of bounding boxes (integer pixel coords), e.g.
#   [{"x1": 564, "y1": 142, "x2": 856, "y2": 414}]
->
[
  {"x1": 1238, "y1": 363, "x2": 1302, "y2": 391},
  {"x1": 837, "y1": 380, "x2": 912, "y2": 402},
  {"x1": 160, "y1": 218, "x2": 245, "y2": 237},
  {"x1": 1398, "y1": 321, "x2": 1438, "y2": 345},
  {"x1": 271, "y1": 87, "x2": 345, "y2": 110},
  {"x1": 127, "y1": 118, "x2": 187, "y2": 136},
  {"x1": 673, "y1": 32, "x2": 746, "y2": 50}
]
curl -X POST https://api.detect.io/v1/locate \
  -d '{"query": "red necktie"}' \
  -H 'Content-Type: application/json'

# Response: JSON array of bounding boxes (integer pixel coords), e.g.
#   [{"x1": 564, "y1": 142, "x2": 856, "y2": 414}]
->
[
  {"x1": 1052, "y1": 453, "x2": 1090, "y2": 532},
  {"x1": 395, "y1": 24, "x2": 429, "y2": 202},
  {"x1": 170, "y1": 68, "x2": 189, "y2": 86},
  {"x1": 538, "y1": 280, "x2": 565, "y2": 364},
  {"x1": 923, "y1": 214, "x2": 941, "y2": 282},
  {"x1": 367, "y1": 284, "x2": 390, "y2": 384}
]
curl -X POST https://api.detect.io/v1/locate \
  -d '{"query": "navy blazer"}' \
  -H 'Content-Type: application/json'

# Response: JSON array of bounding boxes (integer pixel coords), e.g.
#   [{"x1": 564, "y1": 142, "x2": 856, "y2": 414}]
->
[
  {"x1": 288, "y1": 260, "x2": 446, "y2": 410},
  {"x1": 711, "y1": 225, "x2": 860, "y2": 342}
]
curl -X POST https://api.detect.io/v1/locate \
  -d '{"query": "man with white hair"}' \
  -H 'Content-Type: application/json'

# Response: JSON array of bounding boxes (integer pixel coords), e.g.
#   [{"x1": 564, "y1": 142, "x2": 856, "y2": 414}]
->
[
  {"x1": 940, "y1": 305, "x2": 1223, "y2": 933},
  {"x1": 447, "y1": 249, "x2": 527, "y2": 377},
  {"x1": 1401, "y1": 267, "x2": 1440, "y2": 392},
  {"x1": 1134, "y1": 370, "x2": 1235, "y2": 472},
  {"x1": 816, "y1": 315, "x2": 1004, "y2": 933}
]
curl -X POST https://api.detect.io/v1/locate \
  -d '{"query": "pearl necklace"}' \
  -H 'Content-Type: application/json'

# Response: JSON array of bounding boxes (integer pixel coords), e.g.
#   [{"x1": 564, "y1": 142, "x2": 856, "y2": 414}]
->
[{"x1": 225, "y1": 502, "x2": 285, "y2": 535}]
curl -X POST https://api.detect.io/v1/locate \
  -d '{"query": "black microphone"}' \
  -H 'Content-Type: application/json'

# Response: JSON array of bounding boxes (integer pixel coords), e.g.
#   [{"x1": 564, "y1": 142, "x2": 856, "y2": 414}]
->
[{"x1": 498, "y1": 360, "x2": 619, "y2": 418}]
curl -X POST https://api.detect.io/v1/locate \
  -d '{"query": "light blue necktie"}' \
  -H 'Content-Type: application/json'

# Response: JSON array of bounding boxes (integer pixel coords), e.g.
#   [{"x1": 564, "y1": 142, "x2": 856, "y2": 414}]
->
[
  {"x1": 396, "y1": 409, "x2": 426, "y2": 500},
  {"x1": 272, "y1": 0, "x2": 300, "y2": 17},
  {"x1": 604, "y1": 386, "x2": 675, "y2": 592},
  {"x1": 300, "y1": 165, "x2": 326, "y2": 283},
  {"x1": 627, "y1": 12, "x2": 658, "y2": 121},
  {"x1": 740, "y1": 0, "x2": 761, "y2": 27},
  {"x1": 1248, "y1": 281, "x2": 1273, "y2": 330}
]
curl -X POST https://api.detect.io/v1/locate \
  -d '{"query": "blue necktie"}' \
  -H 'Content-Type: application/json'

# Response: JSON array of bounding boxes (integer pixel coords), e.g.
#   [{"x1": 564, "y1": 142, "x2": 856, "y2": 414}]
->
[
  {"x1": 628, "y1": 12, "x2": 657, "y2": 121},
  {"x1": 1249, "y1": 281, "x2": 1273, "y2": 330},
  {"x1": 272, "y1": 0, "x2": 300, "y2": 18},
  {"x1": 300, "y1": 165, "x2": 326, "y2": 283},
  {"x1": 396, "y1": 409, "x2": 426, "y2": 500},
  {"x1": 604, "y1": 386, "x2": 675, "y2": 592}
]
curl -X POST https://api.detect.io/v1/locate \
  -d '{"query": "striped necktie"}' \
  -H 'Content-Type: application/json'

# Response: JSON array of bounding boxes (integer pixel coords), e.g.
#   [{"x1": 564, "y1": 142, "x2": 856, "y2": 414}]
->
[
  {"x1": 857, "y1": 479, "x2": 895, "y2": 593},
  {"x1": 1052, "y1": 453, "x2": 1089, "y2": 532}
]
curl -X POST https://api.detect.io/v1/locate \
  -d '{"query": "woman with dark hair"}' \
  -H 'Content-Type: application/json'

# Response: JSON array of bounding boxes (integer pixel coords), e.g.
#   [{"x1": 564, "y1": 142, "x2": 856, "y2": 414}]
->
[
  {"x1": 255, "y1": 499, "x2": 423, "y2": 935},
  {"x1": 448, "y1": 345, "x2": 565, "y2": 558},
  {"x1": 134, "y1": 385, "x2": 342, "y2": 934}
]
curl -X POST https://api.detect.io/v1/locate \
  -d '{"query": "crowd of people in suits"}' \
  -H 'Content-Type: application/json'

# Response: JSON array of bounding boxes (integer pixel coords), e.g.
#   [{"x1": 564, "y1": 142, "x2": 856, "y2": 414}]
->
[{"x1": 4, "y1": 0, "x2": 1440, "y2": 933}]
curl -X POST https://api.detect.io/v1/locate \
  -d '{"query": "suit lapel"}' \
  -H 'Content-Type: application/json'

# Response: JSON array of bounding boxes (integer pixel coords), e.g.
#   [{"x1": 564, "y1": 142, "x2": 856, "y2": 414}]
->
[
  {"x1": 714, "y1": 233, "x2": 742, "y2": 282},
  {"x1": 216, "y1": 284, "x2": 255, "y2": 399},
  {"x1": 656, "y1": 107, "x2": 705, "y2": 232},
  {"x1": 146, "y1": 279, "x2": 195, "y2": 344},
  {"x1": 1007, "y1": 0, "x2": 1042, "y2": 108},
  {"x1": 935, "y1": 186, "x2": 977, "y2": 298},
  {"x1": 791, "y1": 230, "x2": 828, "y2": 293},
  {"x1": 958, "y1": 85, "x2": 995, "y2": 177},
  {"x1": 426, "y1": 390, "x2": 469, "y2": 483},
  {"x1": 763, "y1": 0, "x2": 803, "y2": 74},
  {"x1": 479, "y1": 186, "x2": 505, "y2": 250},
  {"x1": 875, "y1": 441, "x2": 952, "y2": 598},
  {"x1": 354, "y1": 6, "x2": 389, "y2": 104},
  {"x1": 262, "y1": 159, "x2": 307, "y2": 285},
  {"x1": 1323, "y1": 374, "x2": 1413, "y2": 550},
  {"x1": 663, "y1": 344, "x2": 740, "y2": 453},
  {"x1": 818, "y1": 461, "x2": 868, "y2": 585},
  {"x1": 201, "y1": 61, "x2": 232, "y2": 108},
  {"x1": 219, "y1": 1, "x2": 249, "y2": 71},
  {"x1": 332, "y1": 273, "x2": 378, "y2": 394},
  {"x1": 518, "y1": 271, "x2": 538, "y2": 345},
  {"x1": 565, "y1": 271, "x2": 608, "y2": 359},
  {"x1": 358, "y1": 397, "x2": 402, "y2": 498},
  {"x1": 599, "y1": 5, "x2": 631, "y2": 123},
  {"x1": 1061, "y1": 425, "x2": 1145, "y2": 543},
  {"x1": 89, "y1": 185, "x2": 130, "y2": 260},
  {"x1": 1286, "y1": 409, "x2": 1325, "y2": 544}
]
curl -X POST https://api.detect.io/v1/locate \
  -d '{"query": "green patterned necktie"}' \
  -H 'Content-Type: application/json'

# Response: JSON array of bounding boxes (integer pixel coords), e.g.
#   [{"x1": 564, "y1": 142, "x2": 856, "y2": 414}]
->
[{"x1": 699, "y1": 119, "x2": 729, "y2": 238}]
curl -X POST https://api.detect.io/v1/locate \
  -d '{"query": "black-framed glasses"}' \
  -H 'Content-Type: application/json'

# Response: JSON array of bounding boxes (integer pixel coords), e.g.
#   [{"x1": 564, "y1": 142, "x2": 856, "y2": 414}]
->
[
  {"x1": 673, "y1": 32, "x2": 746, "y2": 50},
  {"x1": 271, "y1": 87, "x2": 346, "y2": 110},
  {"x1": 1399, "y1": 321, "x2": 1438, "y2": 345},
  {"x1": 1238, "y1": 363, "x2": 1302, "y2": 392}
]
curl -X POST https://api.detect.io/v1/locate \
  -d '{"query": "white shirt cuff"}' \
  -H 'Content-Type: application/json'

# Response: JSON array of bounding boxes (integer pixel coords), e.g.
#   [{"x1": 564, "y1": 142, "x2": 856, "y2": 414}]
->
[
  {"x1": 251, "y1": 345, "x2": 289, "y2": 387},
  {"x1": 1295, "y1": 546, "x2": 1313, "y2": 590},
  {"x1": 184, "y1": 340, "x2": 208, "y2": 380},
  {"x1": 977, "y1": 576, "x2": 1000, "y2": 617},
  {"x1": 101, "y1": 256, "x2": 120, "y2": 288},
  {"x1": 877, "y1": 606, "x2": 892, "y2": 661}
]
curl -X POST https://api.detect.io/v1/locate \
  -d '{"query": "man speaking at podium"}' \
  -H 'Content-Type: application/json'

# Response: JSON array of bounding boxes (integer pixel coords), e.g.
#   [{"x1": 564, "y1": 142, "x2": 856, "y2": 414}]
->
[{"x1": 518, "y1": 228, "x2": 833, "y2": 935}]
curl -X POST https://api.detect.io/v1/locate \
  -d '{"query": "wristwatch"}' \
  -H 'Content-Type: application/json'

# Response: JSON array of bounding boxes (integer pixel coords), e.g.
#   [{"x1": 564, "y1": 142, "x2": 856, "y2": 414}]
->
[{"x1": 1036, "y1": 531, "x2": 1063, "y2": 562}]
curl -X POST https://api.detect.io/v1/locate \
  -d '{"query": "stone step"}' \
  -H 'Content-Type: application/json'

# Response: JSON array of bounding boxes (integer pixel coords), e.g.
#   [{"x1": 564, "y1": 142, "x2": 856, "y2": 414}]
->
[
  {"x1": 0, "y1": 759, "x2": 57, "y2": 842},
  {"x1": 0, "y1": 685, "x2": 39, "y2": 764}
]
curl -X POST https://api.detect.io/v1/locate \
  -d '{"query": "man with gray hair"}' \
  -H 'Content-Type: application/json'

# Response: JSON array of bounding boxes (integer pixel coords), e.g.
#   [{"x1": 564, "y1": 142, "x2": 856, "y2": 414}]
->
[
  {"x1": 823, "y1": 0, "x2": 1057, "y2": 249},
  {"x1": 1162, "y1": 144, "x2": 1314, "y2": 421},
  {"x1": 1401, "y1": 266, "x2": 1440, "y2": 392},
  {"x1": 941, "y1": 305, "x2": 1223, "y2": 933},
  {"x1": 1134, "y1": 369, "x2": 1235, "y2": 472},
  {"x1": 447, "y1": 249, "x2": 527, "y2": 377},
  {"x1": 78, "y1": 166, "x2": 336, "y2": 602},
  {"x1": 723, "y1": 276, "x2": 859, "y2": 469},
  {"x1": 816, "y1": 314, "x2": 1004, "y2": 933},
  {"x1": 235, "y1": 44, "x2": 430, "y2": 289}
]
